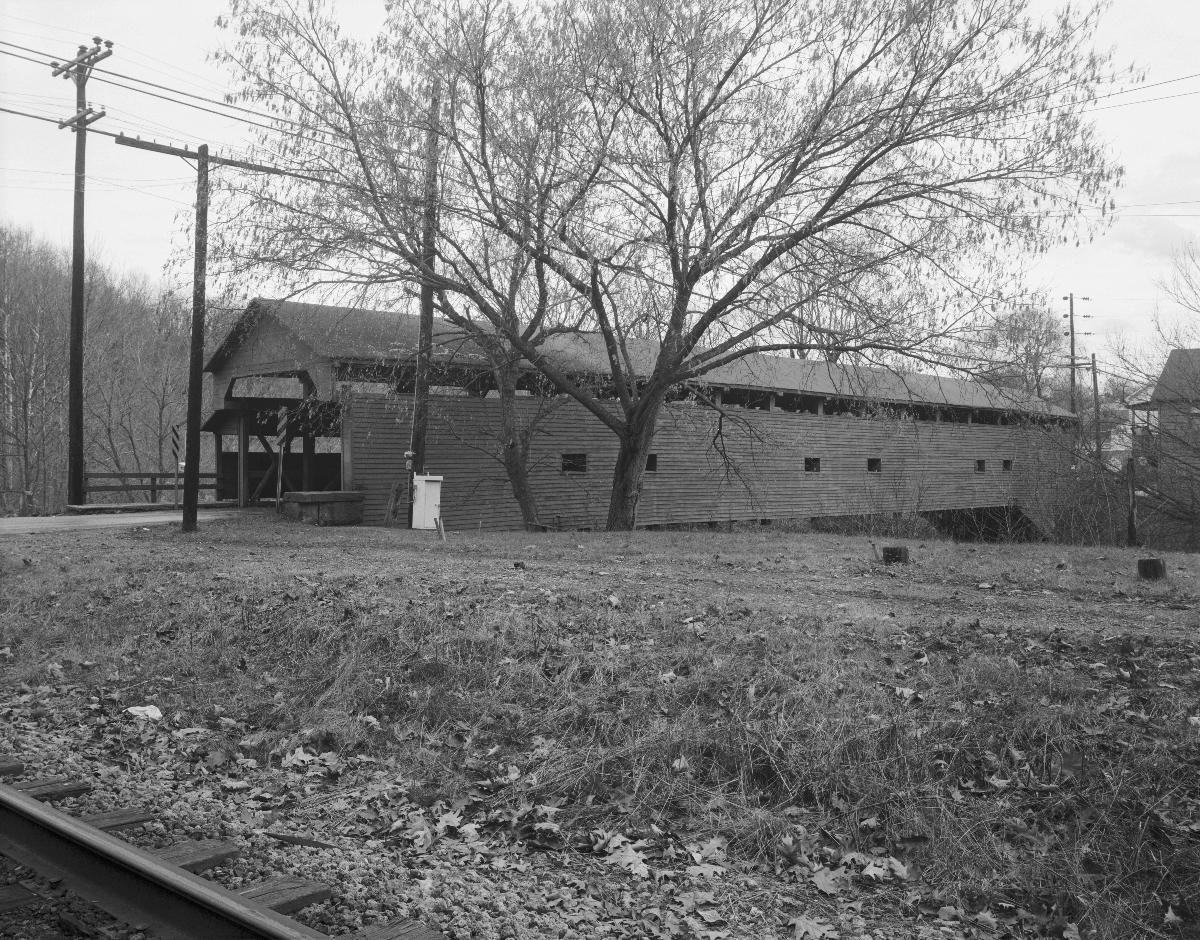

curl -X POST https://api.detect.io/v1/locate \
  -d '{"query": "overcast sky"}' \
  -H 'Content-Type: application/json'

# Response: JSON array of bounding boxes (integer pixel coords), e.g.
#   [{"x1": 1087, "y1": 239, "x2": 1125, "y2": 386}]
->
[{"x1": 1, "y1": 0, "x2": 1198, "y2": 372}]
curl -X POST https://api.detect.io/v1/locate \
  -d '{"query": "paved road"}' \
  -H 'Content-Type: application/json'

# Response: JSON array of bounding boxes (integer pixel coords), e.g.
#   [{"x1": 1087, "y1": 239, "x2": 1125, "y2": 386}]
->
[{"x1": 0, "y1": 509, "x2": 246, "y2": 536}]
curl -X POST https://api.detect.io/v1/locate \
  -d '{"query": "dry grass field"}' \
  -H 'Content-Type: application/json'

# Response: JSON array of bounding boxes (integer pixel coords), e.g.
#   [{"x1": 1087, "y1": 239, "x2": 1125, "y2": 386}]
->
[{"x1": 2, "y1": 513, "x2": 1198, "y2": 939}]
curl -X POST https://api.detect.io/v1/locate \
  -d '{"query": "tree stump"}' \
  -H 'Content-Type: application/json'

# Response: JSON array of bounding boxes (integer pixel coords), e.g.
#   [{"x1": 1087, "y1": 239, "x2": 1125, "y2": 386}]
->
[
  {"x1": 882, "y1": 546, "x2": 910, "y2": 565},
  {"x1": 1137, "y1": 558, "x2": 1166, "y2": 581}
]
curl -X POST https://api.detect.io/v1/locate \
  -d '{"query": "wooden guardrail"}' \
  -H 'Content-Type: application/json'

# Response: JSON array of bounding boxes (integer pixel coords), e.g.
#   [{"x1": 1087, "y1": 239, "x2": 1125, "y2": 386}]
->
[{"x1": 84, "y1": 471, "x2": 218, "y2": 503}]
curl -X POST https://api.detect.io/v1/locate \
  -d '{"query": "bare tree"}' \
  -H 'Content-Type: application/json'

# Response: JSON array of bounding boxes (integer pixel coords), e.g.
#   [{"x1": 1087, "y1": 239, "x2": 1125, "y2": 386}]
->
[
  {"x1": 85, "y1": 281, "x2": 189, "y2": 490},
  {"x1": 976, "y1": 302, "x2": 1064, "y2": 399},
  {"x1": 217, "y1": 0, "x2": 1120, "y2": 529},
  {"x1": 1165, "y1": 242, "x2": 1200, "y2": 318},
  {"x1": 0, "y1": 228, "x2": 70, "y2": 514},
  {"x1": 0, "y1": 224, "x2": 190, "y2": 514},
  {"x1": 215, "y1": 0, "x2": 596, "y2": 529}
]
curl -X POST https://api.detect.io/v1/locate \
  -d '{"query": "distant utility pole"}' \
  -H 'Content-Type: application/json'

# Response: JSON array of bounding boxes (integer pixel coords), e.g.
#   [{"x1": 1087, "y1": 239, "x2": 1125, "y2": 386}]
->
[
  {"x1": 114, "y1": 135, "x2": 285, "y2": 530},
  {"x1": 409, "y1": 78, "x2": 441, "y2": 526},
  {"x1": 1061, "y1": 293, "x2": 1091, "y2": 416},
  {"x1": 1091, "y1": 352, "x2": 1103, "y2": 463},
  {"x1": 52, "y1": 37, "x2": 113, "y2": 507}
]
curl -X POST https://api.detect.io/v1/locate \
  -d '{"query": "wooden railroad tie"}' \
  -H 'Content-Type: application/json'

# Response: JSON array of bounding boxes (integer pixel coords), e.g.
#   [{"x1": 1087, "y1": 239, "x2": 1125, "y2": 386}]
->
[
  {"x1": 79, "y1": 807, "x2": 157, "y2": 832},
  {"x1": 0, "y1": 767, "x2": 447, "y2": 939},
  {"x1": 153, "y1": 838, "x2": 241, "y2": 873},
  {"x1": 0, "y1": 881, "x2": 42, "y2": 913},
  {"x1": 13, "y1": 776, "x2": 92, "y2": 801},
  {"x1": 240, "y1": 877, "x2": 333, "y2": 915}
]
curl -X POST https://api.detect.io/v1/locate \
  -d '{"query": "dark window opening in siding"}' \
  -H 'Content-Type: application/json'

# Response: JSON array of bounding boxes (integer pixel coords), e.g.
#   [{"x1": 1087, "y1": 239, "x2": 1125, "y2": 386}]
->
[
  {"x1": 776, "y1": 393, "x2": 824, "y2": 415},
  {"x1": 1002, "y1": 459, "x2": 1013, "y2": 471},
  {"x1": 561, "y1": 453, "x2": 587, "y2": 473},
  {"x1": 975, "y1": 459, "x2": 987, "y2": 473},
  {"x1": 645, "y1": 453, "x2": 658, "y2": 472},
  {"x1": 867, "y1": 458, "x2": 882, "y2": 473},
  {"x1": 723, "y1": 387, "x2": 772, "y2": 410},
  {"x1": 804, "y1": 457, "x2": 821, "y2": 473}
]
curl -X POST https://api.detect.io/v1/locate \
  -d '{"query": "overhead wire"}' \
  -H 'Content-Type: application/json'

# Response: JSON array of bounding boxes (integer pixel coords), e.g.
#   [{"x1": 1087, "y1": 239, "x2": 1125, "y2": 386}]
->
[
  {"x1": 5, "y1": 33, "x2": 1200, "y2": 254},
  {"x1": 6, "y1": 15, "x2": 1192, "y2": 330},
  {"x1": 7, "y1": 31, "x2": 1200, "y2": 175}
]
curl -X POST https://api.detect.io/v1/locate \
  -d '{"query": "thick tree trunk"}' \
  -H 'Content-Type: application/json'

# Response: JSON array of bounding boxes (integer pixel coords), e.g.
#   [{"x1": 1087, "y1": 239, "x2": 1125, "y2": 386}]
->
[
  {"x1": 495, "y1": 369, "x2": 540, "y2": 530},
  {"x1": 606, "y1": 395, "x2": 663, "y2": 531},
  {"x1": 500, "y1": 437, "x2": 540, "y2": 530}
]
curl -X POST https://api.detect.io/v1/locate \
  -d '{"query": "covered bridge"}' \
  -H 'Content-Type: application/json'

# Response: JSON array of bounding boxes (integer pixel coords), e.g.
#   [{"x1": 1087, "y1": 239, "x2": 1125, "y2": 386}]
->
[{"x1": 203, "y1": 298, "x2": 1072, "y2": 532}]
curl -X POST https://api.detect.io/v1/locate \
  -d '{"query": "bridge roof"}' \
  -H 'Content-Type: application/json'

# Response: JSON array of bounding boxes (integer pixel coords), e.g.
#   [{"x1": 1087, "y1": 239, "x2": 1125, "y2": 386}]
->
[{"x1": 206, "y1": 298, "x2": 1069, "y2": 417}]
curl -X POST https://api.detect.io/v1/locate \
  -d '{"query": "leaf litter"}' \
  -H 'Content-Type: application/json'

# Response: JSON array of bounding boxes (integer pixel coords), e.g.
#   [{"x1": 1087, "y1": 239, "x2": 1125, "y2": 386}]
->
[{"x1": 2, "y1": 519, "x2": 1199, "y2": 938}]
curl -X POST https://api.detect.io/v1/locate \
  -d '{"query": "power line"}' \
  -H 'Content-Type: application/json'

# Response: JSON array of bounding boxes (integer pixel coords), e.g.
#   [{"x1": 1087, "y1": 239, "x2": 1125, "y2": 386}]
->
[
  {"x1": 8, "y1": 101, "x2": 1198, "y2": 229},
  {"x1": 0, "y1": 40, "x2": 349, "y2": 143},
  {"x1": 0, "y1": 104, "x2": 61, "y2": 125},
  {"x1": 6, "y1": 51, "x2": 1200, "y2": 255},
  {"x1": 1087, "y1": 88, "x2": 1200, "y2": 112},
  {"x1": 0, "y1": 18, "x2": 233, "y2": 96}
]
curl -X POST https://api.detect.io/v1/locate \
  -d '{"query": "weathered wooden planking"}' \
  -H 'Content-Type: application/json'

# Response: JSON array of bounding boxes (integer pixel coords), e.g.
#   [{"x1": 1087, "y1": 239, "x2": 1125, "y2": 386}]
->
[
  {"x1": 347, "y1": 920, "x2": 446, "y2": 939},
  {"x1": 345, "y1": 392, "x2": 1067, "y2": 531},
  {"x1": 238, "y1": 876, "x2": 331, "y2": 914},
  {"x1": 79, "y1": 807, "x2": 155, "y2": 832},
  {"x1": 152, "y1": 839, "x2": 240, "y2": 873},
  {"x1": 0, "y1": 882, "x2": 40, "y2": 913},
  {"x1": 14, "y1": 777, "x2": 91, "y2": 802}
]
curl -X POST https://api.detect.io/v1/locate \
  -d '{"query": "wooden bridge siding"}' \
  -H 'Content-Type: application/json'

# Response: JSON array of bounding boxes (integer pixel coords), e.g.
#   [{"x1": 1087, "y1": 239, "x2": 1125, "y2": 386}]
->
[
  {"x1": 343, "y1": 394, "x2": 1063, "y2": 530},
  {"x1": 207, "y1": 317, "x2": 330, "y2": 408},
  {"x1": 636, "y1": 409, "x2": 1054, "y2": 526},
  {"x1": 343, "y1": 395, "x2": 529, "y2": 530},
  {"x1": 342, "y1": 395, "x2": 407, "y2": 525}
]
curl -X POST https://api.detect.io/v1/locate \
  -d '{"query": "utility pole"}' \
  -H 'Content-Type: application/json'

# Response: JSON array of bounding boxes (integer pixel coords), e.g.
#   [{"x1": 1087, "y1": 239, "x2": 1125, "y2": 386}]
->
[
  {"x1": 181, "y1": 145, "x2": 209, "y2": 533},
  {"x1": 1091, "y1": 352, "x2": 1102, "y2": 464},
  {"x1": 52, "y1": 37, "x2": 112, "y2": 507},
  {"x1": 409, "y1": 78, "x2": 441, "y2": 526},
  {"x1": 1061, "y1": 293, "x2": 1090, "y2": 415},
  {"x1": 1127, "y1": 407, "x2": 1138, "y2": 547},
  {"x1": 114, "y1": 135, "x2": 286, "y2": 529}
]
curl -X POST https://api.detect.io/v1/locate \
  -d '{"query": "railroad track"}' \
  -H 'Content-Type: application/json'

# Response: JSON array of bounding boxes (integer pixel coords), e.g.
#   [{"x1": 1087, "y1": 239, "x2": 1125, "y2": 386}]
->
[{"x1": 0, "y1": 757, "x2": 442, "y2": 940}]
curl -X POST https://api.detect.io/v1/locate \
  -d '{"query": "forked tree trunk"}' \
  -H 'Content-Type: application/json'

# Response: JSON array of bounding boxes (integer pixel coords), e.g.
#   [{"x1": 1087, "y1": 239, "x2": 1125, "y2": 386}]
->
[
  {"x1": 606, "y1": 395, "x2": 663, "y2": 531},
  {"x1": 495, "y1": 369, "x2": 540, "y2": 530},
  {"x1": 500, "y1": 440, "x2": 540, "y2": 530}
]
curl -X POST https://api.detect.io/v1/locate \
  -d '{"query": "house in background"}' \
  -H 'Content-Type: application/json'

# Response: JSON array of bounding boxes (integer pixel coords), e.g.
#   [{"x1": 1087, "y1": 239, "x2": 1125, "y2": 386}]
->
[
  {"x1": 203, "y1": 298, "x2": 1075, "y2": 533},
  {"x1": 1130, "y1": 348, "x2": 1200, "y2": 547}
]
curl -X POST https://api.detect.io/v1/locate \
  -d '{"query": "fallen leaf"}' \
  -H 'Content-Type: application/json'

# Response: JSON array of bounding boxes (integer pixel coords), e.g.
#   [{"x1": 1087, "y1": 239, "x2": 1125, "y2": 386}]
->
[
  {"x1": 811, "y1": 866, "x2": 846, "y2": 896},
  {"x1": 606, "y1": 841, "x2": 650, "y2": 878},
  {"x1": 790, "y1": 914, "x2": 837, "y2": 939},
  {"x1": 126, "y1": 705, "x2": 163, "y2": 721}
]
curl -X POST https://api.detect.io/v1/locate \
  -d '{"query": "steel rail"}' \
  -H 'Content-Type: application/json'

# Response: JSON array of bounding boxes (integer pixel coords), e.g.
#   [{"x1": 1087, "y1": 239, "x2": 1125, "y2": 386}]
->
[{"x1": 0, "y1": 782, "x2": 328, "y2": 939}]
